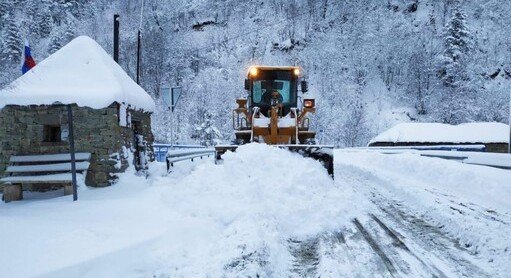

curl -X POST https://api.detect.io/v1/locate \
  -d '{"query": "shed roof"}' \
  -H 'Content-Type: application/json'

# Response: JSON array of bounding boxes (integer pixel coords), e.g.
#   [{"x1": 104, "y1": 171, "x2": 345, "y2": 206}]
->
[
  {"x1": 369, "y1": 122, "x2": 510, "y2": 145},
  {"x1": 0, "y1": 36, "x2": 155, "y2": 112}
]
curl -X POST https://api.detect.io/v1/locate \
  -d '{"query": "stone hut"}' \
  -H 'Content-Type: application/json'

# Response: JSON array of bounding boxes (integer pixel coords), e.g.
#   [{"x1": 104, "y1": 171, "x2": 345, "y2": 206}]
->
[
  {"x1": 0, "y1": 36, "x2": 155, "y2": 187},
  {"x1": 368, "y1": 122, "x2": 509, "y2": 153}
]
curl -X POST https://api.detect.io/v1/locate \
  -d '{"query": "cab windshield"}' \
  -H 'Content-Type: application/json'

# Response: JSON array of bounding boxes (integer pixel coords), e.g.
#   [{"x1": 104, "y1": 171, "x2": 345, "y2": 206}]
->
[{"x1": 251, "y1": 70, "x2": 295, "y2": 106}]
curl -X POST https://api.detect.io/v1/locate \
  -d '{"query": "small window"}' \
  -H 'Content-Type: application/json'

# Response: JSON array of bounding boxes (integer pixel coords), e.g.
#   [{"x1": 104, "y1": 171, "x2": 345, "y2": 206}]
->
[{"x1": 43, "y1": 125, "x2": 61, "y2": 142}]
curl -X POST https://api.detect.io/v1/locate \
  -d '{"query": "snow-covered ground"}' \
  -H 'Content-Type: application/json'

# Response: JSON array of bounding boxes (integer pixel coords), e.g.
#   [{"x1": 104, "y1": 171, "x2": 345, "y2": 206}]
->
[
  {"x1": 369, "y1": 122, "x2": 510, "y2": 145},
  {"x1": 0, "y1": 144, "x2": 510, "y2": 277},
  {"x1": 336, "y1": 150, "x2": 511, "y2": 277}
]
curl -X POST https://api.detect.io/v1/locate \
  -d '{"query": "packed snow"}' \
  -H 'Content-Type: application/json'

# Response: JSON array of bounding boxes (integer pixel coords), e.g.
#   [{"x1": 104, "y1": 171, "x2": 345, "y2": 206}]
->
[
  {"x1": 1, "y1": 144, "x2": 510, "y2": 277},
  {"x1": 336, "y1": 150, "x2": 511, "y2": 276},
  {"x1": 0, "y1": 36, "x2": 155, "y2": 112},
  {"x1": 359, "y1": 147, "x2": 511, "y2": 169},
  {"x1": 370, "y1": 122, "x2": 510, "y2": 144}
]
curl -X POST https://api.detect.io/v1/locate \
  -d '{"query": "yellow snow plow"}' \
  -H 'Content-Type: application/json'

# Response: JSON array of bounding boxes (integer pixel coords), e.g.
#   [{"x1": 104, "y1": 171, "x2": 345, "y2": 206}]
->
[{"x1": 215, "y1": 66, "x2": 334, "y2": 176}]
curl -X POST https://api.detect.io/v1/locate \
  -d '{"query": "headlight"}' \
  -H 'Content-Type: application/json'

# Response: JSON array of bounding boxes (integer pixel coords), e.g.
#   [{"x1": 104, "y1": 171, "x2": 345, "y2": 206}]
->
[
  {"x1": 249, "y1": 67, "x2": 258, "y2": 76},
  {"x1": 304, "y1": 99, "x2": 315, "y2": 108},
  {"x1": 293, "y1": 68, "x2": 300, "y2": 76}
]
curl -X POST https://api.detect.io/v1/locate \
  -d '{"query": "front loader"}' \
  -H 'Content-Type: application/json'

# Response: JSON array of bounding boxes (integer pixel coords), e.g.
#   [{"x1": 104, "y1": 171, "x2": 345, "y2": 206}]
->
[{"x1": 215, "y1": 66, "x2": 334, "y2": 176}]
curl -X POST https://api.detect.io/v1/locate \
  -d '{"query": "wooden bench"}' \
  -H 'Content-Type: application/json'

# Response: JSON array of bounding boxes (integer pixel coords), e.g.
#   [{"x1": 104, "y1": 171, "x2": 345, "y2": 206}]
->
[{"x1": 1, "y1": 153, "x2": 91, "y2": 202}]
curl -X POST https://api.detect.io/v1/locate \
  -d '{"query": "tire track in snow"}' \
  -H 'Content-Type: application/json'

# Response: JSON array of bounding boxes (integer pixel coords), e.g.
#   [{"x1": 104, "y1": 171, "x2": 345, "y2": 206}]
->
[
  {"x1": 316, "y1": 230, "x2": 366, "y2": 278},
  {"x1": 352, "y1": 218, "x2": 398, "y2": 277},
  {"x1": 376, "y1": 200, "x2": 490, "y2": 277},
  {"x1": 222, "y1": 247, "x2": 270, "y2": 276},
  {"x1": 424, "y1": 188, "x2": 510, "y2": 225},
  {"x1": 288, "y1": 238, "x2": 320, "y2": 277},
  {"x1": 369, "y1": 214, "x2": 448, "y2": 278},
  {"x1": 334, "y1": 162, "x2": 491, "y2": 277}
]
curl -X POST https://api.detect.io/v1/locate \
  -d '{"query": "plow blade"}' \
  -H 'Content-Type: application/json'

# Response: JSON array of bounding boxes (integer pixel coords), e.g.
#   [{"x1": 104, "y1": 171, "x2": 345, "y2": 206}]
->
[{"x1": 215, "y1": 144, "x2": 334, "y2": 178}]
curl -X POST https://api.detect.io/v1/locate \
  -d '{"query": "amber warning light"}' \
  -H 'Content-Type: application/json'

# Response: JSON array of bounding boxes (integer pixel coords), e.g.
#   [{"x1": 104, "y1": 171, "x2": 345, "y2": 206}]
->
[{"x1": 304, "y1": 99, "x2": 315, "y2": 108}]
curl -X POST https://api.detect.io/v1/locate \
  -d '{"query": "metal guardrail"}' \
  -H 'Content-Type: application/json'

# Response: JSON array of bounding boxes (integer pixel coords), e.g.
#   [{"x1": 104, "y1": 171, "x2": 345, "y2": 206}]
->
[
  {"x1": 154, "y1": 143, "x2": 206, "y2": 162},
  {"x1": 357, "y1": 147, "x2": 511, "y2": 170},
  {"x1": 358, "y1": 144, "x2": 487, "y2": 152},
  {"x1": 166, "y1": 148, "x2": 215, "y2": 170}
]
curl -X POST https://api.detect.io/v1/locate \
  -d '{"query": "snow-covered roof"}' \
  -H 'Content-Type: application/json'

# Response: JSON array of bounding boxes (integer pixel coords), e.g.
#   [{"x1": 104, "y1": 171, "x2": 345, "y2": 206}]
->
[
  {"x1": 370, "y1": 122, "x2": 510, "y2": 144},
  {"x1": 0, "y1": 36, "x2": 155, "y2": 112}
]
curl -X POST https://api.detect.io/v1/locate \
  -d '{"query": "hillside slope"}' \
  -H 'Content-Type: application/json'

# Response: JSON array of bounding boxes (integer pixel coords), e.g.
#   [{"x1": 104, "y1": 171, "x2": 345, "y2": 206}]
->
[{"x1": 1, "y1": 0, "x2": 510, "y2": 146}]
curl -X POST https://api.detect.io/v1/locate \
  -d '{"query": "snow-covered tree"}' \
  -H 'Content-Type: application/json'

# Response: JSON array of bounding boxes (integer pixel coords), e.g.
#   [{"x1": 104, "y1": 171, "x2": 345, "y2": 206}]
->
[
  {"x1": 1, "y1": 13, "x2": 22, "y2": 63},
  {"x1": 0, "y1": 0, "x2": 10, "y2": 19},
  {"x1": 192, "y1": 111, "x2": 222, "y2": 146},
  {"x1": 436, "y1": 3, "x2": 474, "y2": 124},
  {"x1": 48, "y1": 29, "x2": 64, "y2": 54},
  {"x1": 34, "y1": 2, "x2": 53, "y2": 37}
]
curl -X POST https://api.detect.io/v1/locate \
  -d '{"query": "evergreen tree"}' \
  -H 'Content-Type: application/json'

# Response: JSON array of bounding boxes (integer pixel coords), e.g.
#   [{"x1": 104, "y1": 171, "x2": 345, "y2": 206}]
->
[
  {"x1": 48, "y1": 28, "x2": 64, "y2": 54},
  {"x1": 192, "y1": 111, "x2": 222, "y2": 146},
  {"x1": 34, "y1": 2, "x2": 53, "y2": 37},
  {"x1": 437, "y1": 3, "x2": 474, "y2": 124},
  {"x1": 62, "y1": 13, "x2": 77, "y2": 43},
  {"x1": 0, "y1": 0, "x2": 10, "y2": 19},
  {"x1": 1, "y1": 13, "x2": 23, "y2": 63}
]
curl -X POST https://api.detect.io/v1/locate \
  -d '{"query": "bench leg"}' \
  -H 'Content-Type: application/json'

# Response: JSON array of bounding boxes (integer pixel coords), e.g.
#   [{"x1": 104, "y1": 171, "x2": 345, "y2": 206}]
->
[
  {"x1": 63, "y1": 184, "x2": 73, "y2": 196},
  {"x1": 3, "y1": 184, "x2": 23, "y2": 202}
]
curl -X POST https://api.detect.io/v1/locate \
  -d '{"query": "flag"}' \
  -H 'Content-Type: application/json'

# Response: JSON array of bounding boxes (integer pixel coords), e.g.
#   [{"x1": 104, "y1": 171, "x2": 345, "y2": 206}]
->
[{"x1": 22, "y1": 40, "x2": 36, "y2": 74}]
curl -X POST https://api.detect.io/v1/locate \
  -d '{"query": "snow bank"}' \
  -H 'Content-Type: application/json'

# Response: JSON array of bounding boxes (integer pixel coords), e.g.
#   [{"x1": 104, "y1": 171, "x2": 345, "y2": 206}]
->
[
  {"x1": 158, "y1": 143, "x2": 357, "y2": 275},
  {"x1": 0, "y1": 36, "x2": 155, "y2": 112},
  {"x1": 370, "y1": 122, "x2": 510, "y2": 144},
  {"x1": 0, "y1": 144, "x2": 357, "y2": 277},
  {"x1": 337, "y1": 150, "x2": 511, "y2": 213}
]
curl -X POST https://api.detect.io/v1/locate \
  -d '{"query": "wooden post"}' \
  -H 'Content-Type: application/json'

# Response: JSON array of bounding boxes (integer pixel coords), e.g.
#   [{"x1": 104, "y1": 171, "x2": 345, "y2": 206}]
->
[{"x1": 67, "y1": 105, "x2": 78, "y2": 201}]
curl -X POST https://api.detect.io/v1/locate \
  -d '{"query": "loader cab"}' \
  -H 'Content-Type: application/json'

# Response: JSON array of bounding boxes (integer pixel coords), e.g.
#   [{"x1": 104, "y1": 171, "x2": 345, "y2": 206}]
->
[{"x1": 246, "y1": 67, "x2": 299, "y2": 116}]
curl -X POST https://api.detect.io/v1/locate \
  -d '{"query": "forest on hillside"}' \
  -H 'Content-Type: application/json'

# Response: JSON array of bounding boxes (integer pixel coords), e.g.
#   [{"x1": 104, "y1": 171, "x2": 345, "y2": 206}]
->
[{"x1": 1, "y1": 0, "x2": 510, "y2": 146}]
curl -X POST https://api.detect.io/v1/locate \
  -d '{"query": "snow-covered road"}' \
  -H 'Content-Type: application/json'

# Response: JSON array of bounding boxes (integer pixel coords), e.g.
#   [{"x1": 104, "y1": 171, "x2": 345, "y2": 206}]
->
[
  {"x1": 332, "y1": 151, "x2": 511, "y2": 277},
  {"x1": 0, "y1": 144, "x2": 510, "y2": 277}
]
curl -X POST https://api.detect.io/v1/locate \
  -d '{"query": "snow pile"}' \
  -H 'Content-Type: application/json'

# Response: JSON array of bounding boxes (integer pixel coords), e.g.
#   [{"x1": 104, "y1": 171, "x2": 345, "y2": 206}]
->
[
  {"x1": 370, "y1": 122, "x2": 510, "y2": 144},
  {"x1": 0, "y1": 36, "x2": 155, "y2": 112},
  {"x1": 0, "y1": 144, "x2": 357, "y2": 277},
  {"x1": 159, "y1": 143, "x2": 356, "y2": 275}
]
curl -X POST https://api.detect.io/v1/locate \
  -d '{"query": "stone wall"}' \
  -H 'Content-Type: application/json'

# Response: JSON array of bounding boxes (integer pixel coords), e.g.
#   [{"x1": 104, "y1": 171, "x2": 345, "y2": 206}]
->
[
  {"x1": 485, "y1": 143, "x2": 509, "y2": 153},
  {"x1": 0, "y1": 103, "x2": 154, "y2": 189},
  {"x1": 117, "y1": 108, "x2": 155, "y2": 174}
]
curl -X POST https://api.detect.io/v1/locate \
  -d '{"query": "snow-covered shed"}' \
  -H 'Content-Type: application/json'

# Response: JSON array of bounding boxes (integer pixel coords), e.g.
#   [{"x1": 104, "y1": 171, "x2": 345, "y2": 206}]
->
[
  {"x1": 0, "y1": 36, "x2": 155, "y2": 187},
  {"x1": 369, "y1": 122, "x2": 510, "y2": 153}
]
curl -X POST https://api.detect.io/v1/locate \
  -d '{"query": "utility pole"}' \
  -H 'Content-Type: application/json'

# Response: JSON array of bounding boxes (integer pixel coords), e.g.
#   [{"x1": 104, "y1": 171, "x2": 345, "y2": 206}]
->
[
  {"x1": 137, "y1": 0, "x2": 145, "y2": 85},
  {"x1": 113, "y1": 14, "x2": 120, "y2": 63},
  {"x1": 170, "y1": 103, "x2": 174, "y2": 149},
  {"x1": 136, "y1": 30, "x2": 141, "y2": 84}
]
